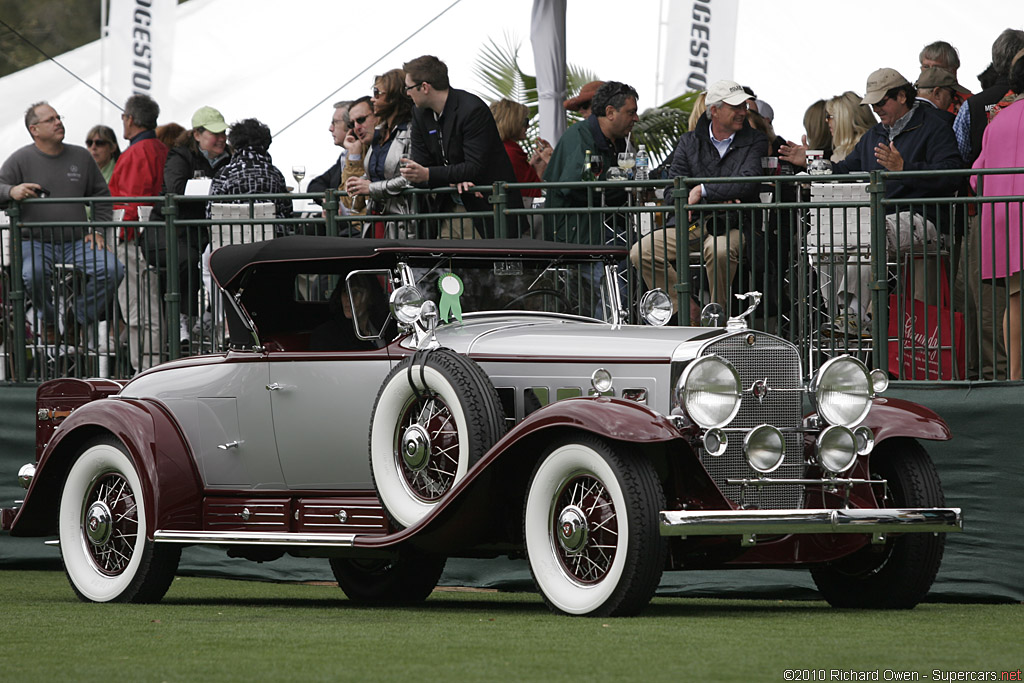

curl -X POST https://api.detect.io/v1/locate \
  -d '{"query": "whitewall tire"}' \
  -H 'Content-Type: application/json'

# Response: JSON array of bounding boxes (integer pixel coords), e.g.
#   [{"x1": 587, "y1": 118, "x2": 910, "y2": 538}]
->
[
  {"x1": 524, "y1": 435, "x2": 666, "y2": 617},
  {"x1": 58, "y1": 438, "x2": 179, "y2": 603}
]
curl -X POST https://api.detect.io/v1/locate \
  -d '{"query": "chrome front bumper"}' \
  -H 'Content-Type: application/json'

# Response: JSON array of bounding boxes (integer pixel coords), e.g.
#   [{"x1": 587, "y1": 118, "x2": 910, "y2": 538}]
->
[{"x1": 660, "y1": 507, "x2": 963, "y2": 537}]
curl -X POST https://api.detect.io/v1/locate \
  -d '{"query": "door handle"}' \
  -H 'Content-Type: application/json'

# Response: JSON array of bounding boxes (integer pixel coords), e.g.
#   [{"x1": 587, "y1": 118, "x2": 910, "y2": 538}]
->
[
  {"x1": 266, "y1": 383, "x2": 283, "y2": 391},
  {"x1": 217, "y1": 440, "x2": 243, "y2": 450}
]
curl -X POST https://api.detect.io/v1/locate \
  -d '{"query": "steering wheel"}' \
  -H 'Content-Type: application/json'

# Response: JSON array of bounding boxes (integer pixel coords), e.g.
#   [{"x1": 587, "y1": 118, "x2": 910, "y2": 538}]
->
[{"x1": 503, "y1": 288, "x2": 574, "y2": 313}]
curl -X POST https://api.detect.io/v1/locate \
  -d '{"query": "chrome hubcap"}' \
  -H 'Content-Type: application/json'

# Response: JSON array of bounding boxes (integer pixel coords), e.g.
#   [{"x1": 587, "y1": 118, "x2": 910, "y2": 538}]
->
[
  {"x1": 401, "y1": 423, "x2": 431, "y2": 472},
  {"x1": 556, "y1": 505, "x2": 588, "y2": 553},
  {"x1": 85, "y1": 500, "x2": 113, "y2": 546}
]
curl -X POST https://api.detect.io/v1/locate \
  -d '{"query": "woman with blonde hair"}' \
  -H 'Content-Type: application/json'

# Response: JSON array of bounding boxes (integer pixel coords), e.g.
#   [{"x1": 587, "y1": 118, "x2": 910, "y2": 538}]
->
[
  {"x1": 826, "y1": 91, "x2": 876, "y2": 161},
  {"x1": 491, "y1": 98, "x2": 551, "y2": 208}
]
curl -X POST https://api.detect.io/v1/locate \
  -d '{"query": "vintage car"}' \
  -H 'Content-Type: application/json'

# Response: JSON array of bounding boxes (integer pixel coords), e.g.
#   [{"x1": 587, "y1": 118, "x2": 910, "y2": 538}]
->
[{"x1": 1, "y1": 236, "x2": 963, "y2": 616}]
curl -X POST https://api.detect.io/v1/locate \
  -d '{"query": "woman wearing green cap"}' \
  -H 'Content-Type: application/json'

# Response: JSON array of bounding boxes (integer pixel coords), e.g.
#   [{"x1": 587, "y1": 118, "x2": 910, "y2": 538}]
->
[{"x1": 148, "y1": 105, "x2": 232, "y2": 344}]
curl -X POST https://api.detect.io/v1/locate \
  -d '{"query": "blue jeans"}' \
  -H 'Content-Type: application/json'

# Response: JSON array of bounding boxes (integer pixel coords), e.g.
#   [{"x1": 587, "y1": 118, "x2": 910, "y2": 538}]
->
[{"x1": 22, "y1": 239, "x2": 124, "y2": 328}]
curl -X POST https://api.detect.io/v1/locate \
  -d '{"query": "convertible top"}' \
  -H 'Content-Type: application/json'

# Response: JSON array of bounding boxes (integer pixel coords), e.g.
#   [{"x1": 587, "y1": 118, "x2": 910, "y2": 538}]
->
[{"x1": 209, "y1": 235, "x2": 628, "y2": 289}]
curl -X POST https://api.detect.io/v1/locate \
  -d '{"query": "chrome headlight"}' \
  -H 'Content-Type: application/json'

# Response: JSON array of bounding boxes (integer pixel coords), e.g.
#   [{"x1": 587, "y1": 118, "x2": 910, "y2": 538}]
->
[
  {"x1": 639, "y1": 289, "x2": 673, "y2": 326},
  {"x1": 675, "y1": 355, "x2": 741, "y2": 429},
  {"x1": 389, "y1": 285, "x2": 425, "y2": 325},
  {"x1": 870, "y1": 368, "x2": 889, "y2": 394},
  {"x1": 817, "y1": 425, "x2": 858, "y2": 474},
  {"x1": 812, "y1": 356, "x2": 872, "y2": 427},
  {"x1": 744, "y1": 425, "x2": 785, "y2": 473}
]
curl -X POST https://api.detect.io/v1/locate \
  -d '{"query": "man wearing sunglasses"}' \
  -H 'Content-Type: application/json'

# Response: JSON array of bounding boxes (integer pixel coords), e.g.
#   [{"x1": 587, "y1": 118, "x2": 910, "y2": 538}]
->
[
  {"x1": 0, "y1": 101, "x2": 123, "y2": 345},
  {"x1": 826, "y1": 67, "x2": 963, "y2": 337},
  {"x1": 400, "y1": 54, "x2": 520, "y2": 238},
  {"x1": 339, "y1": 96, "x2": 378, "y2": 223}
]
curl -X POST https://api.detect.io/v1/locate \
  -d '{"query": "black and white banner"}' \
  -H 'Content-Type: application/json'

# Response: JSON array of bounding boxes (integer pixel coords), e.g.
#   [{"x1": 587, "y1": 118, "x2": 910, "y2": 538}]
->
[
  {"x1": 660, "y1": 0, "x2": 738, "y2": 101},
  {"x1": 105, "y1": 0, "x2": 176, "y2": 108}
]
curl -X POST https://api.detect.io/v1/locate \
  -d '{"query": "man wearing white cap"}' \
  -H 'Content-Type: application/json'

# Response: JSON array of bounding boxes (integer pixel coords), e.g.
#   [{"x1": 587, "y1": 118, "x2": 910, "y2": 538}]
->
[
  {"x1": 630, "y1": 79, "x2": 768, "y2": 319},
  {"x1": 826, "y1": 67, "x2": 963, "y2": 337}
]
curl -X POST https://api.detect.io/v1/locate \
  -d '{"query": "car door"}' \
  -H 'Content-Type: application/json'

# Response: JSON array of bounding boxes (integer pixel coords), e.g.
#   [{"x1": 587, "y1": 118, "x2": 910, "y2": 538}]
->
[{"x1": 267, "y1": 354, "x2": 394, "y2": 489}]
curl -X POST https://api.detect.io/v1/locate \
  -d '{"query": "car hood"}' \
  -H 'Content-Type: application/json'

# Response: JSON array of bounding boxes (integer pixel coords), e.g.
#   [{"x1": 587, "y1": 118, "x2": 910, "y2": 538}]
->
[{"x1": 423, "y1": 315, "x2": 721, "y2": 362}]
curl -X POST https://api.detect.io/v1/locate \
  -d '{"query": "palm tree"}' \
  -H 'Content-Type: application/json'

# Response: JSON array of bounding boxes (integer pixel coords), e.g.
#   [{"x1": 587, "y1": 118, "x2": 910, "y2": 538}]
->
[{"x1": 472, "y1": 35, "x2": 700, "y2": 164}]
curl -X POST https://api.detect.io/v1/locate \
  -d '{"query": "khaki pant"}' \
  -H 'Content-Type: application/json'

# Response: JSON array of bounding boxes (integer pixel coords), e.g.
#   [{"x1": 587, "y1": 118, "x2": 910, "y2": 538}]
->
[
  {"x1": 629, "y1": 225, "x2": 741, "y2": 312},
  {"x1": 437, "y1": 204, "x2": 482, "y2": 240},
  {"x1": 116, "y1": 241, "x2": 162, "y2": 373},
  {"x1": 953, "y1": 214, "x2": 1007, "y2": 379}
]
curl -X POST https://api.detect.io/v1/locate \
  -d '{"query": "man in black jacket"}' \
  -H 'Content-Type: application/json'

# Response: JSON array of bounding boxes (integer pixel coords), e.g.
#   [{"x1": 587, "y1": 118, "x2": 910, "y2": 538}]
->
[
  {"x1": 307, "y1": 101, "x2": 350, "y2": 208},
  {"x1": 630, "y1": 80, "x2": 767, "y2": 318},
  {"x1": 399, "y1": 55, "x2": 520, "y2": 238}
]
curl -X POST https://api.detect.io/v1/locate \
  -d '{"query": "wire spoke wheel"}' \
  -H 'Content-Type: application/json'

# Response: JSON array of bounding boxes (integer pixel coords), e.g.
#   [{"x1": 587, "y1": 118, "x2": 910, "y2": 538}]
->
[
  {"x1": 82, "y1": 472, "x2": 140, "y2": 576},
  {"x1": 395, "y1": 395, "x2": 460, "y2": 501},
  {"x1": 552, "y1": 474, "x2": 618, "y2": 584}
]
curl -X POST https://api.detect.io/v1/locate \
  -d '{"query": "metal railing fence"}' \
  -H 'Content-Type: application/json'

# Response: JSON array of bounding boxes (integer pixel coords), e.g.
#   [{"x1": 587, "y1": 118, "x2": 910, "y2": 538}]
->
[{"x1": 1, "y1": 168, "x2": 1021, "y2": 383}]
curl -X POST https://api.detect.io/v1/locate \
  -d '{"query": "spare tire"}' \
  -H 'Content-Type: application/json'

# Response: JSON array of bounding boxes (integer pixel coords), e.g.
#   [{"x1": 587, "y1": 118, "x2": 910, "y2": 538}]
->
[{"x1": 369, "y1": 349, "x2": 505, "y2": 528}]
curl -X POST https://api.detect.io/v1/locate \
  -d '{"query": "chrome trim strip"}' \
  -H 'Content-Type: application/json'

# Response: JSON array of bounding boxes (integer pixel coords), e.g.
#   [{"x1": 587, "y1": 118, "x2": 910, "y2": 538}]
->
[
  {"x1": 659, "y1": 507, "x2": 963, "y2": 537},
  {"x1": 153, "y1": 530, "x2": 357, "y2": 546},
  {"x1": 723, "y1": 478, "x2": 882, "y2": 487}
]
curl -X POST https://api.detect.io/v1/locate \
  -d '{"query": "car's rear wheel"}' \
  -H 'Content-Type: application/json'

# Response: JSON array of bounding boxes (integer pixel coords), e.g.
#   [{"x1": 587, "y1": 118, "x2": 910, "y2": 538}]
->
[
  {"x1": 369, "y1": 349, "x2": 505, "y2": 528},
  {"x1": 58, "y1": 437, "x2": 180, "y2": 603},
  {"x1": 329, "y1": 548, "x2": 446, "y2": 605},
  {"x1": 524, "y1": 435, "x2": 666, "y2": 617},
  {"x1": 810, "y1": 438, "x2": 946, "y2": 609}
]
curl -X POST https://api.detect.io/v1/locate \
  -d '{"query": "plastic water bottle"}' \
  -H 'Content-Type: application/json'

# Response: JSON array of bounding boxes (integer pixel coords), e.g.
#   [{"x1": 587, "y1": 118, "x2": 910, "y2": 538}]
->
[{"x1": 634, "y1": 145, "x2": 650, "y2": 181}]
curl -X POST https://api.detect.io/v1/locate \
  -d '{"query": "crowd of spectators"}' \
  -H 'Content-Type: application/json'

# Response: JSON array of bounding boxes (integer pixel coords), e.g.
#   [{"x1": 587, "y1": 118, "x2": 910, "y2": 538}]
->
[{"x1": 2, "y1": 34, "x2": 1024, "y2": 379}]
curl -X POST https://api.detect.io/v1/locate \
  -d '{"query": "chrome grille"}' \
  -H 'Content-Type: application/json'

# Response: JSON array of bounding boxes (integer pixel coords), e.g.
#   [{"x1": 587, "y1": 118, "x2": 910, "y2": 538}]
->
[{"x1": 699, "y1": 332, "x2": 805, "y2": 509}]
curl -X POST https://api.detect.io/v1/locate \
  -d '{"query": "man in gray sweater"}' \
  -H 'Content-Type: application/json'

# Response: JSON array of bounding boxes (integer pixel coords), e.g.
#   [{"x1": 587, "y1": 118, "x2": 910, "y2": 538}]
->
[{"x1": 0, "y1": 101, "x2": 123, "y2": 342}]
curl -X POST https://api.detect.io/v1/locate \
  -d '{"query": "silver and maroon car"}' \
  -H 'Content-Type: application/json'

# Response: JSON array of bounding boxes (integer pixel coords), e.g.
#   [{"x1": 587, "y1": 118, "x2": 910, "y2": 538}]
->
[{"x1": 1, "y1": 236, "x2": 963, "y2": 616}]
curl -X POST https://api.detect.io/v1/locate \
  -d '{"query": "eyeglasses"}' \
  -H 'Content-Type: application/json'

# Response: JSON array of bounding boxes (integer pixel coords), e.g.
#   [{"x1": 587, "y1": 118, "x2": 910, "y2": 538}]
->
[
  {"x1": 404, "y1": 82, "x2": 424, "y2": 92},
  {"x1": 346, "y1": 114, "x2": 370, "y2": 130},
  {"x1": 372, "y1": 87, "x2": 382, "y2": 98},
  {"x1": 33, "y1": 115, "x2": 62, "y2": 126},
  {"x1": 824, "y1": 114, "x2": 834, "y2": 121},
  {"x1": 871, "y1": 96, "x2": 891, "y2": 110},
  {"x1": 86, "y1": 139, "x2": 109, "y2": 147}
]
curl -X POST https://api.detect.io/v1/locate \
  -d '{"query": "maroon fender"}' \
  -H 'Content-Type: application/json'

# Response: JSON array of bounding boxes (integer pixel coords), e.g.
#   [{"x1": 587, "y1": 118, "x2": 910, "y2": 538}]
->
[
  {"x1": 356, "y1": 396, "x2": 685, "y2": 550},
  {"x1": 10, "y1": 397, "x2": 203, "y2": 538},
  {"x1": 862, "y1": 396, "x2": 952, "y2": 443}
]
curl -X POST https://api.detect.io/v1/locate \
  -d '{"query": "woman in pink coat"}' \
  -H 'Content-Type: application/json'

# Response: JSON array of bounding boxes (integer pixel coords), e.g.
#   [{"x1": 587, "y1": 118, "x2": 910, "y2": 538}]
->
[{"x1": 971, "y1": 58, "x2": 1024, "y2": 379}]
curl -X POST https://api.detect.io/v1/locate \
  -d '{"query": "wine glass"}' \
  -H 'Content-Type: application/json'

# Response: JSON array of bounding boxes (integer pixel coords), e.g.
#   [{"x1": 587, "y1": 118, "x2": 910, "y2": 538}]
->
[
  {"x1": 291, "y1": 165, "x2": 306, "y2": 192},
  {"x1": 617, "y1": 152, "x2": 636, "y2": 179},
  {"x1": 589, "y1": 153, "x2": 605, "y2": 179}
]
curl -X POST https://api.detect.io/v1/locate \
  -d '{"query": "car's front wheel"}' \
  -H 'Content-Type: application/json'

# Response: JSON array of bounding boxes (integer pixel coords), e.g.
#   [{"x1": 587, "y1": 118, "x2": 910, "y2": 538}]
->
[
  {"x1": 524, "y1": 435, "x2": 666, "y2": 617},
  {"x1": 58, "y1": 437, "x2": 180, "y2": 603},
  {"x1": 810, "y1": 438, "x2": 946, "y2": 609},
  {"x1": 329, "y1": 547, "x2": 446, "y2": 605}
]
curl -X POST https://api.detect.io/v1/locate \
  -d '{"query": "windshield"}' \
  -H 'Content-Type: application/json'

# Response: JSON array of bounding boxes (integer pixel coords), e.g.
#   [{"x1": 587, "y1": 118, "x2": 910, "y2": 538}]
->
[{"x1": 404, "y1": 255, "x2": 613, "y2": 322}]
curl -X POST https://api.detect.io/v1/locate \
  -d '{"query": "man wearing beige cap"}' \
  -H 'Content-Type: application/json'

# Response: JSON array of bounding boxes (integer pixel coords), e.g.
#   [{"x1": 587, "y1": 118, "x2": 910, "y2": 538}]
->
[
  {"x1": 916, "y1": 67, "x2": 960, "y2": 125},
  {"x1": 630, "y1": 79, "x2": 768, "y2": 319},
  {"x1": 825, "y1": 67, "x2": 963, "y2": 337}
]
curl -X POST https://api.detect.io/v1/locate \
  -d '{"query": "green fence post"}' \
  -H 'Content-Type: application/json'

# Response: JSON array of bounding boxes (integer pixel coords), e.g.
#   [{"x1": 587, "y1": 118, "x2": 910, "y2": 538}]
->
[
  {"x1": 163, "y1": 194, "x2": 181, "y2": 360},
  {"x1": 492, "y1": 181, "x2": 507, "y2": 239},
  {"x1": 7, "y1": 202, "x2": 27, "y2": 382},
  {"x1": 673, "y1": 176, "x2": 690, "y2": 324},
  {"x1": 868, "y1": 170, "x2": 887, "y2": 373},
  {"x1": 324, "y1": 191, "x2": 338, "y2": 237}
]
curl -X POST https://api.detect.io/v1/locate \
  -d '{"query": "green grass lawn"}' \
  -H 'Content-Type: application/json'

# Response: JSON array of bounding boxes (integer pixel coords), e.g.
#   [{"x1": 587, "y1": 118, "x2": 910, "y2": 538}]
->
[{"x1": 0, "y1": 570, "x2": 1020, "y2": 682}]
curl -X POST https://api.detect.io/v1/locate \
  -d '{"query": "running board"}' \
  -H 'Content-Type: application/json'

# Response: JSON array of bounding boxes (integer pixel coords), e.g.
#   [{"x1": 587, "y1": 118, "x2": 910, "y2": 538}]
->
[{"x1": 153, "y1": 530, "x2": 357, "y2": 547}]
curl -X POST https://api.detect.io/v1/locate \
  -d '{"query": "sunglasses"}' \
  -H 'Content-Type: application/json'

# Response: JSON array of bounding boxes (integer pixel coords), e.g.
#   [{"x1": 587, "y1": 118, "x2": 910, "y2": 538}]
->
[
  {"x1": 347, "y1": 115, "x2": 370, "y2": 130},
  {"x1": 404, "y1": 82, "x2": 423, "y2": 92},
  {"x1": 871, "y1": 95, "x2": 891, "y2": 110},
  {"x1": 372, "y1": 87, "x2": 382, "y2": 98},
  {"x1": 86, "y1": 139, "x2": 109, "y2": 147}
]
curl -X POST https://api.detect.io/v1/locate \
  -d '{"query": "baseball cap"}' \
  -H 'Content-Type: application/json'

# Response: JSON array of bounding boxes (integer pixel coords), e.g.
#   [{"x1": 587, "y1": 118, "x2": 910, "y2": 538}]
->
[
  {"x1": 706, "y1": 80, "x2": 752, "y2": 107},
  {"x1": 915, "y1": 66, "x2": 962, "y2": 91},
  {"x1": 191, "y1": 106, "x2": 227, "y2": 133},
  {"x1": 754, "y1": 99, "x2": 775, "y2": 121},
  {"x1": 563, "y1": 81, "x2": 605, "y2": 112},
  {"x1": 861, "y1": 68, "x2": 909, "y2": 105}
]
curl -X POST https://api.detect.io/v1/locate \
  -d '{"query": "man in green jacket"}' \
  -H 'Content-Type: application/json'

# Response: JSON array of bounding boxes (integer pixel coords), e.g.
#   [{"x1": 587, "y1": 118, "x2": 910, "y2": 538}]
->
[{"x1": 544, "y1": 81, "x2": 639, "y2": 245}]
